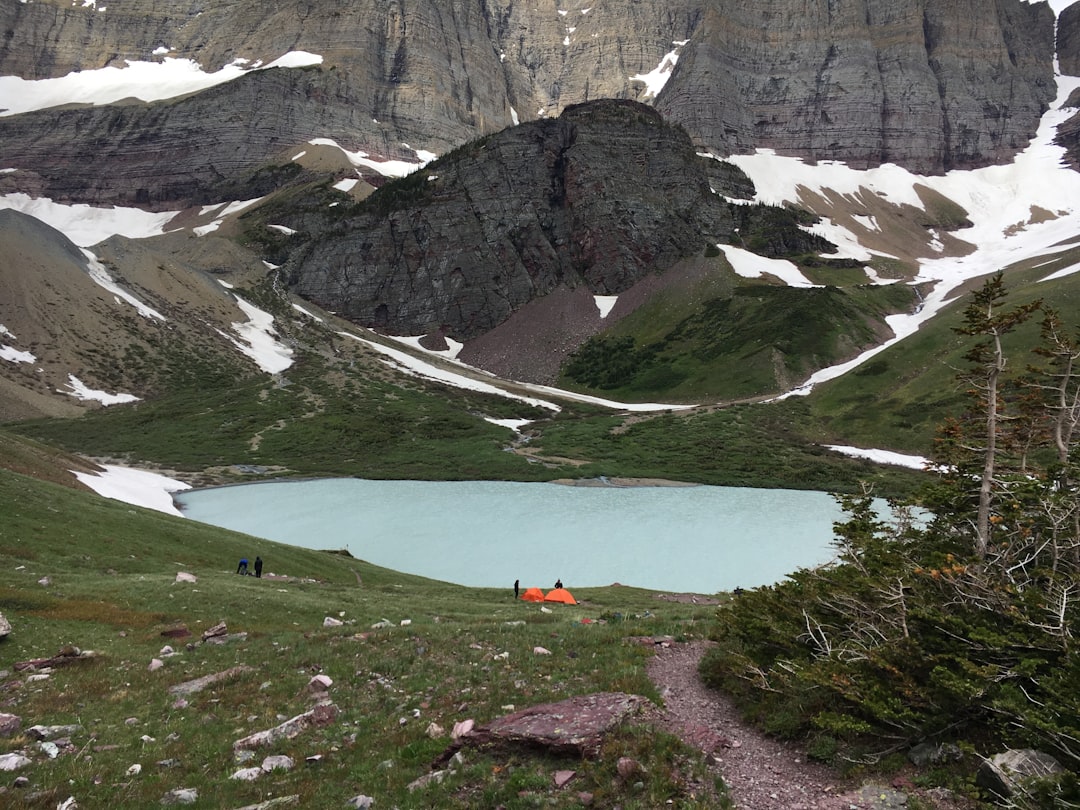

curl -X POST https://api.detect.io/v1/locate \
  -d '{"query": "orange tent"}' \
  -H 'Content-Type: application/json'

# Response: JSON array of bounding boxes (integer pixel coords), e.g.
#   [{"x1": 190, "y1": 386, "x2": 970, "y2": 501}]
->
[
  {"x1": 520, "y1": 587, "x2": 545, "y2": 602},
  {"x1": 543, "y1": 587, "x2": 577, "y2": 605}
]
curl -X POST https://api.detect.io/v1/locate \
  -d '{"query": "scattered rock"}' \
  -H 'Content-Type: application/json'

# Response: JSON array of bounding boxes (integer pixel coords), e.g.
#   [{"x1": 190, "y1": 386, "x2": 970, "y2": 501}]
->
[
  {"x1": 126, "y1": 764, "x2": 142, "y2": 776},
  {"x1": 160, "y1": 787, "x2": 198, "y2": 805},
  {"x1": 977, "y1": 748, "x2": 1065, "y2": 798},
  {"x1": 533, "y1": 646, "x2": 552, "y2": 655},
  {"x1": 616, "y1": 757, "x2": 642, "y2": 780},
  {"x1": 174, "y1": 572, "x2": 197, "y2": 584},
  {"x1": 231, "y1": 767, "x2": 263, "y2": 781},
  {"x1": 38, "y1": 576, "x2": 51, "y2": 587},
  {"x1": 426, "y1": 722, "x2": 444, "y2": 739},
  {"x1": 233, "y1": 702, "x2": 338, "y2": 750},
  {"x1": 307, "y1": 674, "x2": 333, "y2": 693},
  {"x1": 323, "y1": 617, "x2": 343, "y2": 627},
  {"x1": 857, "y1": 784, "x2": 908, "y2": 809},
  {"x1": 0, "y1": 752, "x2": 31, "y2": 771},
  {"x1": 201, "y1": 622, "x2": 227, "y2": 640},
  {"x1": 148, "y1": 658, "x2": 164, "y2": 672},
  {"x1": 0, "y1": 611, "x2": 11, "y2": 638},
  {"x1": 553, "y1": 769, "x2": 576, "y2": 787},
  {"x1": 345, "y1": 795, "x2": 374, "y2": 809},
  {"x1": 168, "y1": 665, "x2": 253, "y2": 696},
  {"x1": 261, "y1": 755, "x2": 294, "y2": 772},
  {"x1": 14, "y1": 647, "x2": 95, "y2": 671},
  {"x1": 407, "y1": 769, "x2": 452, "y2": 791},
  {"x1": 27, "y1": 724, "x2": 81, "y2": 741},
  {"x1": 0, "y1": 713, "x2": 21, "y2": 737},
  {"x1": 908, "y1": 741, "x2": 962, "y2": 767},
  {"x1": 235, "y1": 797, "x2": 300, "y2": 810},
  {"x1": 57, "y1": 797, "x2": 79, "y2": 810},
  {"x1": 451, "y1": 719, "x2": 474, "y2": 740}
]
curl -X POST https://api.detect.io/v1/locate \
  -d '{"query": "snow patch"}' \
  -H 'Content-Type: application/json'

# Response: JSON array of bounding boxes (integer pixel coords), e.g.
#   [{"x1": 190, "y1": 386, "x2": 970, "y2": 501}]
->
[
  {"x1": 81, "y1": 248, "x2": 166, "y2": 320},
  {"x1": 60, "y1": 374, "x2": 139, "y2": 405},
  {"x1": 0, "y1": 51, "x2": 323, "y2": 117},
  {"x1": 594, "y1": 295, "x2": 618, "y2": 318},
  {"x1": 221, "y1": 296, "x2": 294, "y2": 374},
  {"x1": 73, "y1": 464, "x2": 191, "y2": 517},
  {"x1": 309, "y1": 138, "x2": 435, "y2": 178}
]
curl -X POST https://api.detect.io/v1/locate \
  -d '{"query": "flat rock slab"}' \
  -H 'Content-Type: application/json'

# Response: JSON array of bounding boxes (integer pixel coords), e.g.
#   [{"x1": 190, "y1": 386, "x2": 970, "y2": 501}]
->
[
  {"x1": 168, "y1": 665, "x2": 254, "y2": 696},
  {"x1": 444, "y1": 692, "x2": 648, "y2": 763}
]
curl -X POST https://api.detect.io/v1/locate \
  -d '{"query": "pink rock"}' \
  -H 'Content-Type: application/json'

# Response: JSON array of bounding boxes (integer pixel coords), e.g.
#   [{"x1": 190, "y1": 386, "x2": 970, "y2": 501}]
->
[
  {"x1": 451, "y1": 718, "x2": 475, "y2": 740},
  {"x1": 553, "y1": 769, "x2": 576, "y2": 787}
]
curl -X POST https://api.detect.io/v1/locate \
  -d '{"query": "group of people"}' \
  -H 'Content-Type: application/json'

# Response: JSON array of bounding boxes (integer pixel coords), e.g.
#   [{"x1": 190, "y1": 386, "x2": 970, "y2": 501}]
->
[
  {"x1": 513, "y1": 577, "x2": 562, "y2": 599},
  {"x1": 236, "y1": 556, "x2": 263, "y2": 577}
]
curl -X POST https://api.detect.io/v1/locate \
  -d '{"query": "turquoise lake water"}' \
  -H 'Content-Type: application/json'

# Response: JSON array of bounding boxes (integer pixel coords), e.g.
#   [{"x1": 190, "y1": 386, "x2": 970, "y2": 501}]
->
[{"x1": 175, "y1": 479, "x2": 851, "y2": 594}]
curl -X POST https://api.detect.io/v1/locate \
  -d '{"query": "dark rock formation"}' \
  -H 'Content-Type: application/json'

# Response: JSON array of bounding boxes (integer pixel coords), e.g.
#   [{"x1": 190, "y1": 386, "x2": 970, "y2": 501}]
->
[
  {"x1": 284, "y1": 99, "x2": 735, "y2": 340},
  {"x1": 1058, "y1": 1, "x2": 1080, "y2": 77}
]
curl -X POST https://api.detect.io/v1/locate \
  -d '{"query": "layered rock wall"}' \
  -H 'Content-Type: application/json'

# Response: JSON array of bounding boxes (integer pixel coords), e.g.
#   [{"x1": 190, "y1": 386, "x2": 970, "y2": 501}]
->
[
  {"x1": 656, "y1": 0, "x2": 1056, "y2": 172},
  {"x1": 0, "y1": 0, "x2": 1060, "y2": 207}
]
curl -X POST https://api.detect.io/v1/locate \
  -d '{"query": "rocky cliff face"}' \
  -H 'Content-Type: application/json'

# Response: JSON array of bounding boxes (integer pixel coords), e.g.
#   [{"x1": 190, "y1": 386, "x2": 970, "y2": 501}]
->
[
  {"x1": 0, "y1": 0, "x2": 1061, "y2": 209},
  {"x1": 656, "y1": 0, "x2": 1057, "y2": 173},
  {"x1": 282, "y1": 100, "x2": 735, "y2": 340}
]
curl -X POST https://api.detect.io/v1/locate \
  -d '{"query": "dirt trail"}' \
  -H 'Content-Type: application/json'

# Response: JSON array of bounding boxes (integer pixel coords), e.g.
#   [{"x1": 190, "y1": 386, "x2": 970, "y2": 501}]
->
[{"x1": 646, "y1": 641, "x2": 972, "y2": 810}]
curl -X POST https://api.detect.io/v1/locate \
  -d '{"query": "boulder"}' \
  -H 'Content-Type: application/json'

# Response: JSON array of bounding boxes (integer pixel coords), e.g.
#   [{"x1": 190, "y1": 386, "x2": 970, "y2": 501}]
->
[
  {"x1": 0, "y1": 611, "x2": 11, "y2": 638},
  {"x1": 160, "y1": 787, "x2": 198, "y2": 805},
  {"x1": 438, "y1": 692, "x2": 648, "y2": 764},
  {"x1": 977, "y1": 749, "x2": 1065, "y2": 798},
  {"x1": 0, "y1": 752, "x2": 31, "y2": 771},
  {"x1": 0, "y1": 713, "x2": 21, "y2": 737}
]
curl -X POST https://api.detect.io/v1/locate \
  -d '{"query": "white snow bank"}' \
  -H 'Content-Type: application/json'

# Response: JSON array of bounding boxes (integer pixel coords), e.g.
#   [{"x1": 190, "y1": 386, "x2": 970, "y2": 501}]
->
[
  {"x1": 307, "y1": 138, "x2": 435, "y2": 178},
  {"x1": 60, "y1": 374, "x2": 139, "y2": 405},
  {"x1": 73, "y1": 464, "x2": 191, "y2": 517},
  {"x1": 719, "y1": 245, "x2": 818, "y2": 288},
  {"x1": 1, "y1": 345, "x2": 35, "y2": 363},
  {"x1": 81, "y1": 248, "x2": 165, "y2": 320},
  {"x1": 824, "y1": 445, "x2": 934, "y2": 471},
  {"x1": 221, "y1": 296, "x2": 294, "y2": 374},
  {"x1": 0, "y1": 193, "x2": 178, "y2": 247},
  {"x1": 0, "y1": 51, "x2": 323, "y2": 117}
]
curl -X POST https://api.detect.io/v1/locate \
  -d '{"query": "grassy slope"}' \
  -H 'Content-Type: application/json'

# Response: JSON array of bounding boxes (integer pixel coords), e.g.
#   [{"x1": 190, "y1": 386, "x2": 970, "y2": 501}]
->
[
  {"x1": 808, "y1": 262, "x2": 1080, "y2": 452},
  {"x1": 557, "y1": 255, "x2": 917, "y2": 405},
  {"x1": 0, "y1": 465, "x2": 726, "y2": 808}
]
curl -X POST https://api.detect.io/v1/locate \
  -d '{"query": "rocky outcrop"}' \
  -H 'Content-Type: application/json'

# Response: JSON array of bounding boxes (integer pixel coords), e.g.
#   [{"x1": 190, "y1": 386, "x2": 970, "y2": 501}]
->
[
  {"x1": 282, "y1": 99, "x2": 736, "y2": 340},
  {"x1": 656, "y1": 0, "x2": 1057, "y2": 173}
]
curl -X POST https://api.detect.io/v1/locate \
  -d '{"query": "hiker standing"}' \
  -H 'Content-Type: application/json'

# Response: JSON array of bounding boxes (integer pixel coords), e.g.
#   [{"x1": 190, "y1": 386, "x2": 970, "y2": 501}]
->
[
  {"x1": 514, "y1": 579, "x2": 519, "y2": 600},
  {"x1": 555, "y1": 578, "x2": 563, "y2": 589},
  {"x1": 237, "y1": 557, "x2": 248, "y2": 575},
  {"x1": 254, "y1": 556, "x2": 263, "y2": 578}
]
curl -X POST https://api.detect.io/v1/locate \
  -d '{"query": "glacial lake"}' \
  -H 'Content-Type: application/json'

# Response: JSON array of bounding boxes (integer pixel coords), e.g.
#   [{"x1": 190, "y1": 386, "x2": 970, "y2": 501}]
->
[{"x1": 174, "y1": 479, "x2": 854, "y2": 594}]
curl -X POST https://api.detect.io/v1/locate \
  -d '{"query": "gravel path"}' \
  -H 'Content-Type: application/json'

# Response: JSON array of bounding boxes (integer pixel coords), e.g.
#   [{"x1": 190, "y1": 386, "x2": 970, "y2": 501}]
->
[{"x1": 646, "y1": 641, "x2": 971, "y2": 810}]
